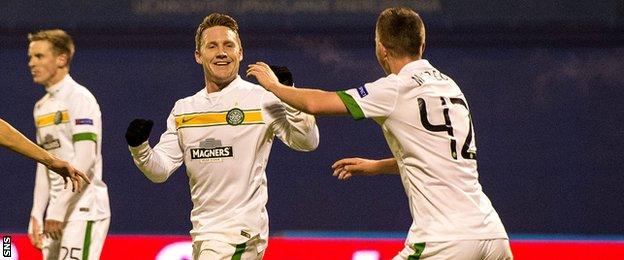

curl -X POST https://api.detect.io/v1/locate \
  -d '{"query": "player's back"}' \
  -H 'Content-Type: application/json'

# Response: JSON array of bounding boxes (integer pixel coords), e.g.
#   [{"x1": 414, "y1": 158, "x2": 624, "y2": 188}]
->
[{"x1": 380, "y1": 60, "x2": 508, "y2": 242}]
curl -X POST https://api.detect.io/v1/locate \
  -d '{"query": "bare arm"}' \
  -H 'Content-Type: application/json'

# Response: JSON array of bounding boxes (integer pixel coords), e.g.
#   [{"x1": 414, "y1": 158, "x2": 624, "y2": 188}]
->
[
  {"x1": 0, "y1": 118, "x2": 89, "y2": 191},
  {"x1": 247, "y1": 62, "x2": 349, "y2": 116},
  {"x1": 0, "y1": 118, "x2": 56, "y2": 166},
  {"x1": 331, "y1": 157, "x2": 399, "y2": 180}
]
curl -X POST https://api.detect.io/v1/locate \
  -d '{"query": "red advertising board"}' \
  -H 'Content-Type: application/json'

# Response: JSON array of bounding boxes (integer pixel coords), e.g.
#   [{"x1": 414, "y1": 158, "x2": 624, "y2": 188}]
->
[{"x1": 2, "y1": 233, "x2": 623, "y2": 259}]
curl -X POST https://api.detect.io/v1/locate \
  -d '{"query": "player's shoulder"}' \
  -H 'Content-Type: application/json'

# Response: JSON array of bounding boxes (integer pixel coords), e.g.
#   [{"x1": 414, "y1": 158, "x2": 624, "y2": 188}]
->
[
  {"x1": 34, "y1": 95, "x2": 49, "y2": 109},
  {"x1": 237, "y1": 77, "x2": 269, "y2": 93},
  {"x1": 173, "y1": 90, "x2": 202, "y2": 107},
  {"x1": 65, "y1": 79, "x2": 97, "y2": 101},
  {"x1": 235, "y1": 78, "x2": 275, "y2": 104},
  {"x1": 365, "y1": 73, "x2": 404, "y2": 92}
]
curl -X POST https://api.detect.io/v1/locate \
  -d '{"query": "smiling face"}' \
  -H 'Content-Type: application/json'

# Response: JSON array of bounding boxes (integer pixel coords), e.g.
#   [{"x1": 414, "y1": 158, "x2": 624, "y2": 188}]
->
[
  {"x1": 27, "y1": 40, "x2": 68, "y2": 87},
  {"x1": 195, "y1": 26, "x2": 243, "y2": 90}
]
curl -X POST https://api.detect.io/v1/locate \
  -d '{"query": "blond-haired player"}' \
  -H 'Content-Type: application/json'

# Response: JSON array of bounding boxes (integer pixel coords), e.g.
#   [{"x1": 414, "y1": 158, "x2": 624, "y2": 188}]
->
[{"x1": 27, "y1": 29, "x2": 110, "y2": 259}]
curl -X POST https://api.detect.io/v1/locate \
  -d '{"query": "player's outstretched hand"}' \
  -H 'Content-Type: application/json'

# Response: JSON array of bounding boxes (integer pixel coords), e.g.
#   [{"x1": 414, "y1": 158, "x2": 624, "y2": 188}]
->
[
  {"x1": 125, "y1": 118, "x2": 153, "y2": 147},
  {"x1": 48, "y1": 157, "x2": 90, "y2": 192},
  {"x1": 246, "y1": 62, "x2": 283, "y2": 91},
  {"x1": 331, "y1": 157, "x2": 381, "y2": 181},
  {"x1": 270, "y1": 65, "x2": 293, "y2": 86}
]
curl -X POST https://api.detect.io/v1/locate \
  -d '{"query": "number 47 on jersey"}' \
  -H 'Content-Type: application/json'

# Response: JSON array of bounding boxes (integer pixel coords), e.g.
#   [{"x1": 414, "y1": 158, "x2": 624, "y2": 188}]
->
[{"x1": 418, "y1": 97, "x2": 477, "y2": 160}]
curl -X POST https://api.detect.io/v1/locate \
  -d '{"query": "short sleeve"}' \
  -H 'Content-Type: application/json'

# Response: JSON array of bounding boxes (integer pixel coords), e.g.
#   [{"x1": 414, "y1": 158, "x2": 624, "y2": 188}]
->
[
  {"x1": 68, "y1": 92, "x2": 100, "y2": 143},
  {"x1": 336, "y1": 76, "x2": 399, "y2": 120}
]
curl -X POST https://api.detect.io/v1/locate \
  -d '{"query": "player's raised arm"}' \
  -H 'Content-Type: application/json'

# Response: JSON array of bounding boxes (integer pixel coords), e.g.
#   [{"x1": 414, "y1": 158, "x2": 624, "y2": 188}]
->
[
  {"x1": 247, "y1": 61, "x2": 348, "y2": 116},
  {"x1": 0, "y1": 118, "x2": 89, "y2": 191},
  {"x1": 126, "y1": 117, "x2": 184, "y2": 183}
]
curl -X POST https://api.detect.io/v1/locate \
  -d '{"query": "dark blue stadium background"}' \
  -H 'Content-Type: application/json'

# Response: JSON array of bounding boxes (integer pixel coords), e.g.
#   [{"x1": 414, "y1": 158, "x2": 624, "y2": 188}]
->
[{"x1": 1, "y1": 0, "x2": 623, "y2": 236}]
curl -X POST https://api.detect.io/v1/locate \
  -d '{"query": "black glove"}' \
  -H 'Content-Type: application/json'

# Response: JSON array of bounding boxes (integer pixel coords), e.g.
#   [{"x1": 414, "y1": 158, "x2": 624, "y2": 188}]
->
[
  {"x1": 125, "y1": 119, "x2": 153, "y2": 147},
  {"x1": 270, "y1": 65, "x2": 293, "y2": 86}
]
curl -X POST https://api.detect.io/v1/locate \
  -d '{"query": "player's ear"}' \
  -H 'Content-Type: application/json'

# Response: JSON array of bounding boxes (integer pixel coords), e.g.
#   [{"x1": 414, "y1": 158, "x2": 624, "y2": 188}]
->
[
  {"x1": 194, "y1": 50, "x2": 202, "y2": 64},
  {"x1": 56, "y1": 53, "x2": 69, "y2": 68},
  {"x1": 378, "y1": 42, "x2": 389, "y2": 59},
  {"x1": 238, "y1": 46, "x2": 243, "y2": 62}
]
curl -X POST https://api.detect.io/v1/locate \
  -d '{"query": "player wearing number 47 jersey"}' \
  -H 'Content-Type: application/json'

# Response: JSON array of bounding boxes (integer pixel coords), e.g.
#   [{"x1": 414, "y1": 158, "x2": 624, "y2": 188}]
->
[
  {"x1": 247, "y1": 7, "x2": 512, "y2": 260},
  {"x1": 27, "y1": 29, "x2": 110, "y2": 260}
]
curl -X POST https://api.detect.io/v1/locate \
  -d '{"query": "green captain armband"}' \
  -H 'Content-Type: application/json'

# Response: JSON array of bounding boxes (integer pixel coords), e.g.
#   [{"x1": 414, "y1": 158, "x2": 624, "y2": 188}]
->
[{"x1": 73, "y1": 132, "x2": 98, "y2": 142}]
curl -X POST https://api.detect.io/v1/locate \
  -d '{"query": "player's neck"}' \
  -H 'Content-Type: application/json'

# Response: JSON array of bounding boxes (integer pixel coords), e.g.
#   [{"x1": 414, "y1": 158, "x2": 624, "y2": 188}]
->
[
  {"x1": 388, "y1": 56, "x2": 420, "y2": 74},
  {"x1": 43, "y1": 70, "x2": 69, "y2": 89},
  {"x1": 205, "y1": 83, "x2": 221, "y2": 93},
  {"x1": 204, "y1": 80, "x2": 232, "y2": 93}
]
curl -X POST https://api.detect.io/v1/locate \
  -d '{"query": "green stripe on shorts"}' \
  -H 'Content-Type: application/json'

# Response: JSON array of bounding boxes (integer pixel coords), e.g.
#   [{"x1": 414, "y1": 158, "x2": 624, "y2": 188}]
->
[
  {"x1": 73, "y1": 132, "x2": 98, "y2": 143},
  {"x1": 231, "y1": 242, "x2": 247, "y2": 260},
  {"x1": 407, "y1": 242, "x2": 426, "y2": 260},
  {"x1": 82, "y1": 220, "x2": 94, "y2": 260},
  {"x1": 336, "y1": 91, "x2": 365, "y2": 120}
]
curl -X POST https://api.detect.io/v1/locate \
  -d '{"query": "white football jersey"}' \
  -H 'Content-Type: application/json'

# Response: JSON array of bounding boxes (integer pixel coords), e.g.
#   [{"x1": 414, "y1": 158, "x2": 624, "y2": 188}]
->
[
  {"x1": 337, "y1": 60, "x2": 508, "y2": 242},
  {"x1": 130, "y1": 76, "x2": 319, "y2": 248},
  {"x1": 31, "y1": 75, "x2": 111, "y2": 222}
]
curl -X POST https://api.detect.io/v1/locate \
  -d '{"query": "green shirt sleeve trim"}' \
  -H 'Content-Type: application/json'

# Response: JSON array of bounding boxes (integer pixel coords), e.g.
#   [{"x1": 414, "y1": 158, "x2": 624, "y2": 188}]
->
[
  {"x1": 336, "y1": 91, "x2": 366, "y2": 120},
  {"x1": 73, "y1": 132, "x2": 98, "y2": 143}
]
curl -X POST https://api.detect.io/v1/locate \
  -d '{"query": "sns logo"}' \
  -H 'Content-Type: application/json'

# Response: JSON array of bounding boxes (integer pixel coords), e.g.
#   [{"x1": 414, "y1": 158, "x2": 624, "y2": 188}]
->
[{"x1": 2, "y1": 236, "x2": 18, "y2": 259}]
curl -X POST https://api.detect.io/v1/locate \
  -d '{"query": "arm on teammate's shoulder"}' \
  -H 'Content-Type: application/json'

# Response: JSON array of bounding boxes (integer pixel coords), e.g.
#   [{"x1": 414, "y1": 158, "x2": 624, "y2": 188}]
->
[
  {"x1": 263, "y1": 65, "x2": 320, "y2": 151},
  {"x1": 332, "y1": 157, "x2": 399, "y2": 180},
  {"x1": 282, "y1": 87, "x2": 348, "y2": 116},
  {"x1": 265, "y1": 95, "x2": 320, "y2": 151},
  {"x1": 247, "y1": 62, "x2": 349, "y2": 116}
]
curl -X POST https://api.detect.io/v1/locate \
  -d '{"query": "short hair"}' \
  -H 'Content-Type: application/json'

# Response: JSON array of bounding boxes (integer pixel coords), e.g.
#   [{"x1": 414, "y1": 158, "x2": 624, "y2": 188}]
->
[
  {"x1": 376, "y1": 7, "x2": 425, "y2": 58},
  {"x1": 195, "y1": 13, "x2": 240, "y2": 52},
  {"x1": 28, "y1": 29, "x2": 75, "y2": 64}
]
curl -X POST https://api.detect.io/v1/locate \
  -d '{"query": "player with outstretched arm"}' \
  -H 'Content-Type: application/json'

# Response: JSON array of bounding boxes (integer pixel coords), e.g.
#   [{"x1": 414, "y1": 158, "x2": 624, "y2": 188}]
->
[{"x1": 247, "y1": 7, "x2": 512, "y2": 260}]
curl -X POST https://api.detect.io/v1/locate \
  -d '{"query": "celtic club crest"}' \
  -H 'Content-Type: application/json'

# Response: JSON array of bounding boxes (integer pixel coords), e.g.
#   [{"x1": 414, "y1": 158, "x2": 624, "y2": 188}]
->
[
  {"x1": 54, "y1": 111, "x2": 63, "y2": 125},
  {"x1": 226, "y1": 108, "x2": 244, "y2": 126}
]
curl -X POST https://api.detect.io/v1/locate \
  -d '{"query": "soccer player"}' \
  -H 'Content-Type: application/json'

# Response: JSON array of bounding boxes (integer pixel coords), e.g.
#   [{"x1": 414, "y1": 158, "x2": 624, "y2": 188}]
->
[
  {"x1": 0, "y1": 118, "x2": 89, "y2": 191},
  {"x1": 125, "y1": 13, "x2": 319, "y2": 260},
  {"x1": 247, "y1": 7, "x2": 513, "y2": 260},
  {"x1": 27, "y1": 29, "x2": 110, "y2": 259}
]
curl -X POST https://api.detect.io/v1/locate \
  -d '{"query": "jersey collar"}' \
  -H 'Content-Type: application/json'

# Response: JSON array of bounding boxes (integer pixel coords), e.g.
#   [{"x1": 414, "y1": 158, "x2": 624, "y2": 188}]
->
[
  {"x1": 45, "y1": 74, "x2": 74, "y2": 98},
  {"x1": 201, "y1": 75, "x2": 242, "y2": 99},
  {"x1": 398, "y1": 59, "x2": 434, "y2": 75}
]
